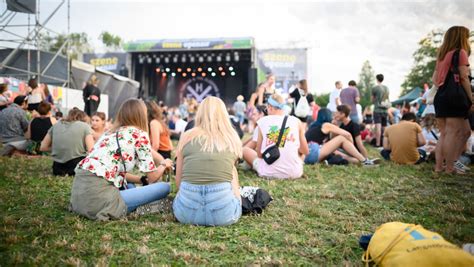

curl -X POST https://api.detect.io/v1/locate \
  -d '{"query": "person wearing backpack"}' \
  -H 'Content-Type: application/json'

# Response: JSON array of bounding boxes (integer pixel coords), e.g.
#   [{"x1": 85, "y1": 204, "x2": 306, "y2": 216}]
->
[
  {"x1": 371, "y1": 74, "x2": 391, "y2": 147},
  {"x1": 289, "y1": 79, "x2": 314, "y2": 128}
]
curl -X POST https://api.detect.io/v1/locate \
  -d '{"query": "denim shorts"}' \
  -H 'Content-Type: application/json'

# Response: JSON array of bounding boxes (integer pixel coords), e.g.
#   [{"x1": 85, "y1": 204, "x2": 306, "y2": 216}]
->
[
  {"x1": 173, "y1": 182, "x2": 242, "y2": 226},
  {"x1": 304, "y1": 142, "x2": 321, "y2": 164}
]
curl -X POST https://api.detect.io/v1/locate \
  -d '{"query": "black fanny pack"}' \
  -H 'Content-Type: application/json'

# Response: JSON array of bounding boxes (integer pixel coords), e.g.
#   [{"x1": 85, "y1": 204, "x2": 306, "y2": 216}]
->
[{"x1": 262, "y1": 116, "x2": 288, "y2": 165}]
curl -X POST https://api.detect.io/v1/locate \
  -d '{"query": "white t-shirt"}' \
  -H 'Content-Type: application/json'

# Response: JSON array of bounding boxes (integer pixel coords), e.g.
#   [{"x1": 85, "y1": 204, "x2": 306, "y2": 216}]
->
[
  {"x1": 327, "y1": 88, "x2": 341, "y2": 112},
  {"x1": 175, "y1": 119, "x2": 187, "y2": 134},
  {"x1": 256, "y1": 115, "x2": 303, "y2": 179}
]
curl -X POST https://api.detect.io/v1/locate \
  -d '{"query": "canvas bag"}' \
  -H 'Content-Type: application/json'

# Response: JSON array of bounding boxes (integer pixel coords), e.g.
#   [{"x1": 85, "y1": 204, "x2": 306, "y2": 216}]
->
[
  {"x1": 294, "y1": 90, "x2": 311, "y2": 117},
  {"x1": 425, "y1": 84, "x2": 438, "y2": 105},
  {"x1": 362, "y1": 222, "x2": 474, "y2": 267}
]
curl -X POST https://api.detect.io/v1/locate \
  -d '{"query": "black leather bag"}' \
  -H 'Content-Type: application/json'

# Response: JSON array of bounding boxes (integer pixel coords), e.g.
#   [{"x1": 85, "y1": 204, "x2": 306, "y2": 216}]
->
[
  {"x1": 262, "y1": 116, "x2": 288, "y2": 165},
  {"x1": 435, "y1": 49, "x2": 472, "y2": 113}
]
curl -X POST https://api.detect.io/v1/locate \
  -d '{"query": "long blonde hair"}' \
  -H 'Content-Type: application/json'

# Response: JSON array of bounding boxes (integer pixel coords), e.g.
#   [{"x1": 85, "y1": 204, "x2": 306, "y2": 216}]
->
[
  {"x1": 179, "y1": 96, "x2": 242, "y2": 157},
  {"x1": 111, "y1": 99, "x2": 148, "y2": 133},
  {"x1": 438, "y1": 26, "x2": 471, "y2": 60}
]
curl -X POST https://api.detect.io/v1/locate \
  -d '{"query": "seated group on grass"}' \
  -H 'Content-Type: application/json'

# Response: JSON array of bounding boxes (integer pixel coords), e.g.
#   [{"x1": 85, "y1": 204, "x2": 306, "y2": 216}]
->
[{"x1": 1, "y1": 92, "x2": 472, "y2": 225}]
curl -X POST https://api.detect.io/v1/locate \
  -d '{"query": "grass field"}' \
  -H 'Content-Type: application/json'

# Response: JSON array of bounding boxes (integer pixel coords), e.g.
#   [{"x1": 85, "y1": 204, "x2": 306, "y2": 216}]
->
[{"x1": 0, "y1": 149, "x2": 473, "y2": 265}]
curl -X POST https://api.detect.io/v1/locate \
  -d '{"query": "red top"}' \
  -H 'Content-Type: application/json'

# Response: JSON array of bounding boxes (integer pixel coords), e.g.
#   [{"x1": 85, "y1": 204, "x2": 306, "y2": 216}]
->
[{"x1": 434, "y1": 49, "x2": 469, "y2": 87}]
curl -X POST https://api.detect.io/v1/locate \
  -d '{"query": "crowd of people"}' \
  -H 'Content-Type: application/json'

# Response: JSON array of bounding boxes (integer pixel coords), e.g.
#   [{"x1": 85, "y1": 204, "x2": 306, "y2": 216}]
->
[{"x1": 0, "y1": 26, "x2": 472, "y2": 226}]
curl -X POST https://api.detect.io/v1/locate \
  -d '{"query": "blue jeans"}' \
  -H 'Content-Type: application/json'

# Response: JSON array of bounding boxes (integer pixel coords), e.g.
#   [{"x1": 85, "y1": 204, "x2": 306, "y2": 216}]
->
[
  {"x1": 120, "y1": 182, "x2": 170, "y2": 213},
  {"x1": 350, "y1": 114, "x2": 360, "y2": 124},
  {"x1": 380, "y1": 149, "x2": 427, "y2": 164},
  {"x1": 304, "y1": 142, "x2": 321, "y2": 164},
  {"x1": 173, "y1": 182, "x2": 242, "y2": 226}
]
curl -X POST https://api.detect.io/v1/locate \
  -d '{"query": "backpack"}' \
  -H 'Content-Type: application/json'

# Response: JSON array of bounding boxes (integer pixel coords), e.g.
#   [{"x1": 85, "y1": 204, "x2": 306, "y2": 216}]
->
[{"x1": 294, "y1": 92, "x2": 310, "y2": 118}]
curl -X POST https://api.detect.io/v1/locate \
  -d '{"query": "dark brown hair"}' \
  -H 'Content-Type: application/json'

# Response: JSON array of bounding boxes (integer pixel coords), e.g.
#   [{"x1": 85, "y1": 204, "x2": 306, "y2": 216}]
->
[
  {"x1": 336, "y1": 104, "x2": 351, "y2": 117},
  {"x1": 92, "y1": 111, "x2": 106, "y2": 121},
  {"x1": 37, "y1": 102, "x2": 51, "y2": 115},
  {"x1": 63, "y1": 109, "x2": 87, "y2": 122}
]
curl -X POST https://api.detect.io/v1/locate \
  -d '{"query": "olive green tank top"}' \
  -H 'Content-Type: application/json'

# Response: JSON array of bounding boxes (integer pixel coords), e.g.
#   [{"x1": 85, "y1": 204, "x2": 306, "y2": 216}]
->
[{"x1": 181, "y1": 140, "x2": 237, "y2": 185}]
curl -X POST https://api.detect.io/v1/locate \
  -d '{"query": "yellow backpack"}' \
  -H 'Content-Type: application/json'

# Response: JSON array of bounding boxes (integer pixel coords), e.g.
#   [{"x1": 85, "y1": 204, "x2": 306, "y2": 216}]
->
[{"x1": 362, "y1": 222, "x2": 474, "y2": 267}]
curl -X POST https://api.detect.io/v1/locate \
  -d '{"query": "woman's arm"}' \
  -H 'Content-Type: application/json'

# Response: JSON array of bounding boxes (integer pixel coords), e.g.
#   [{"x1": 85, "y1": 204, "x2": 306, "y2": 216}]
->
[
  {"x1": 256, "y1": 85, "x2": 264, "y2": 105},
  {"x1": 149, "y1": 120, "x2": 161, "y2": 151},
  {"x1": 40, "y1": 133, "x2": 52, "y2": 152},
  {"x1": 298, "y1": 121, "x2": 309, "y2": 155},
  {"x1": 175, "y1": 149, "x2": 183, "y2": 190},
  {"x1": 231, "y1": 165, "x2": 241, "y2": 201},
  {"x1": 322, "y1": 123, "x2": 352, "y2": 143},
  {"x1": 85, "y1": 134, "x2": 94, "y2": 152},
  {"x1": 256, "y1": 128, "x2": 263, "y2": 158}
]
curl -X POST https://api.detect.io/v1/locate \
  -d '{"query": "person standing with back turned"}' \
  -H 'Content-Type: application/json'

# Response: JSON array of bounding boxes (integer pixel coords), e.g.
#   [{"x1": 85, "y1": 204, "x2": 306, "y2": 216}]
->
[
  {"x1": 371, "y1": 74, "x2": 390, "y2": 147},
  {"x1": 83, "y1": 75, "x2": 101, "y2": 116}
]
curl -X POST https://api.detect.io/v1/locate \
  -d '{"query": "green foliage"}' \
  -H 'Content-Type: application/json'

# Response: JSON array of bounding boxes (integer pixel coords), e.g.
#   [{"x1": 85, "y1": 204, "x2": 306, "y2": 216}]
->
[
  {"x1": 99, "y1": 31, "x2": 123, "y2": 50},
  {"x1": 1, "y1": 151, "x2": 472, "y2": 265},
  {"x1": 313, "y1": 93, "x2": 330, "y2": 108},
  {"x1": 400, "y1": 29, "x2": 444, "y2": 96},
  {"x1": 39, "y1": 32, "x2": 93, "y2": 60},
  {"x1": 358, "y1": 60, "x2": 376, "y2": 108}
]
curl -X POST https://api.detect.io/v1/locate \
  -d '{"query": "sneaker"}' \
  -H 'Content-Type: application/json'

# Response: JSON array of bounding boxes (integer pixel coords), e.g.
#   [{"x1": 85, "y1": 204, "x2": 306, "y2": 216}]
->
[
  {"x1": 454, "y1": 160, "x2": 470, "y2": 172},
  {"x1": 361, "y1": 159, "x2": 377, "y2": 167},
  {"x1": 370, "y1": 158, "x2": 381, "y2": 164},
  {"x1": 132, "y1": 198, "x2": 173, "y2": 216}
]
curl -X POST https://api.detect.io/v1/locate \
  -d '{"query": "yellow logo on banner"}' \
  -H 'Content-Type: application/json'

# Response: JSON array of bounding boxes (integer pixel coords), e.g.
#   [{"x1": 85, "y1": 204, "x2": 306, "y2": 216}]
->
[
  {"x1": 162, "y1": 42, "x2": 182, "y2": 48},
  {"x1": 89, "y1": 57, "x2": 119, "y2": 67}
]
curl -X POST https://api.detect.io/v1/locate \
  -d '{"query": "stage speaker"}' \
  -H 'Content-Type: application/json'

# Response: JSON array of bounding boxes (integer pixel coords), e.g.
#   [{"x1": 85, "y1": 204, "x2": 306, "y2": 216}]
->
[{"x1": 247, "y1": 68, "x2": 258, "y2": 94}]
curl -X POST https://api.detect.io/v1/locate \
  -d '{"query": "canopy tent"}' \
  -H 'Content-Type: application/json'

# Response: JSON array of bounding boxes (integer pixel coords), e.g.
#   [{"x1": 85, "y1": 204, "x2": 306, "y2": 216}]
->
[{"x1": 392, "y1": 87, "x2": 423, "y2": 106}]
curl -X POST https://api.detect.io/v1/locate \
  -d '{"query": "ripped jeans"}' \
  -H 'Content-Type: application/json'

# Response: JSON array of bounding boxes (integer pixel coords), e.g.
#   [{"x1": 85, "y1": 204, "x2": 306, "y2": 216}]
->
[{"x1": 173, "y1": 182, "x2": 241, "y2": 226}]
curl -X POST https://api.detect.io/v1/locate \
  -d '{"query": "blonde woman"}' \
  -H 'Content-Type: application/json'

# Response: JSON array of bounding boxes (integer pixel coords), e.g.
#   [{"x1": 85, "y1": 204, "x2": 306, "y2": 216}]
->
[
  {"x1": 83, "y1": 75, "x2": 101, "y2": 116},
  {"x1": 70, "y1": 99, "x2": 173, "y2": 220},
  {"x1": 173, "y1": 96, "x2": 242, "y2": 226}
]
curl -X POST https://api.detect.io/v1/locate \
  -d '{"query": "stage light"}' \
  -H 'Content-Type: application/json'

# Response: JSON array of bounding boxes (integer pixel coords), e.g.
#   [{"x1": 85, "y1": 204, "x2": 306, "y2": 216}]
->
[
  {"x1": 191, "y1": 73, "x2": 196, "y2": 77},
  {"x1": 190, "y1": 57, "x2": 195, "y2": 63},
  {"x1": 228, "y1": 66, "x2": 234, "y2": 71},
  {"x1": 165, "y1": 68, "x2": 170, "y2": 72},
  {"x1": 164, "y1": 57, "x2": 170, "y2": 64},
  {"x1": 173, "y1": 57, "x2": 178, "y2": 63},
  {"x1": 171, "y1": 72, "x2": 176, "y2": 77},
  {"x1": 186, "y1": 68, "x2": 192, "y2": 72},
  {"x1": 221, "y1": 72, "x2": 226, "y2": 76},
  {"x1": 182, "y1": 73, "x2": 187, "y2": 77},
  {"x1": 198, "y1": 56, "x2": 204, "y2": 63},
  {"x1": 231, "y1": 71, "x2": 236, "y2": 76},
  {"x1": 225, "y1": 53, "x2": 231, "y2": 62},
  {"x1": 218, "y1": 66, "x2": 223, "y2": 71},
  {"x1": 138, "y1": 56, "x2": 144, "y2": 64},
  {"x1": 181, "y1": 56, "x2": 186, "y2": 63},
  {"x1": 155, "y1": 57, "x2": 160, "y2": 64},
  {"x1": 162, "y1": 73, "x2": 167, "y2": 77},
  {"x1": 216, "y1": 55, "x2": 222, "y2": 62},
  {"x1": 207, "y1": 56, "x2": 212, "y2": 62},
  {"x1": 197, "y1": 67, "x2": 202, "y2": 72},
  {"x1": 234, "y1": 51, "x2": 239, "y2": 62},
  {"x1": 201, "y1": 72, "x2": 207, "y2": 77},
  {"x1": 211, "y1": 72, "x2": 216, "y2": 77},
  {"x1": 155, "y1": 68, "x2": 161, "y2": 73},
  {"x1": 207, "y1": 67, "x2": 212, "y2": 72},
  {"x1": 147, "y1": 57, "x2": 152, "y2": 64},
  {"x1": 177, "y1": 68, "x2": 182, "y2": 72}
]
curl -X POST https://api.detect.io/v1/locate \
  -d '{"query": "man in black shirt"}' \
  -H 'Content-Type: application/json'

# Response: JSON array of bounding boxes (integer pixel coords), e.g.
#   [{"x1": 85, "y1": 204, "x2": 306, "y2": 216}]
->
[{"x1": 334, "y1": 105, "x2": 368, "y2": 158}]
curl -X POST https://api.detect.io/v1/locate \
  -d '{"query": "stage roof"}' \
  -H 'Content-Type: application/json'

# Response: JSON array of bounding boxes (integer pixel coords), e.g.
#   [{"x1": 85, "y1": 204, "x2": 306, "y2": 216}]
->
[{"x1": 124, "y1": 37, "x2": 254, "y2": 52}]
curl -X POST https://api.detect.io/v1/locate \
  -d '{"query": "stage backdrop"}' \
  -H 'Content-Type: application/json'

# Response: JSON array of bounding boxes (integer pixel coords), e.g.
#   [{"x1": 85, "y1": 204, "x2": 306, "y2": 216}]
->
[
  {"x1": 257, "y1": 48, "x2": 308, "y2": 94},
  {"x1": 82, "y1": 52, "x2": 129, "y2": 76}
]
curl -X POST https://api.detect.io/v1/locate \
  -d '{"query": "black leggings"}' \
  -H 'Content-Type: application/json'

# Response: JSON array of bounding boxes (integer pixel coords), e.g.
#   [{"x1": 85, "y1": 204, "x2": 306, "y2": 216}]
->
[{"x1": 52, "y1": 157, "x2": 85, "y2": 176}]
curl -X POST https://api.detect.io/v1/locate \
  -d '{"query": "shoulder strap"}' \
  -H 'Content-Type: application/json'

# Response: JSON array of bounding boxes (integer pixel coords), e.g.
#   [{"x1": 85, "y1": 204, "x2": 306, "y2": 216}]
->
[
  {"x1": 451, "y1": 49, "x2": 460, "y2": 74},
  {"x1": 430, "y1": 130, "x2": 439, "y2": 141},
  {"x1": 115, "y1": 131, "x2": 127, "y2": 173},
  {"x1": 275, "y1": 116, "x2": 288, "y2": 147}
]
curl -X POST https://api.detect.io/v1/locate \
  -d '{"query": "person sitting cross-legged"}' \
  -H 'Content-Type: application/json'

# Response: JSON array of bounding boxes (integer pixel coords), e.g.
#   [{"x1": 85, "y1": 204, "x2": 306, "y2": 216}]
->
[
  {"x1": 304, "y1": 108, "x2": 379, "y2": 166},
  {"x1": 380, "y1": 112, "x2": 427, "y2": 165},
  {"x1": 0, "y1": 95, "x2": 29, "y2": 156},
  {"x1": 173, "y1": 96, "x2": 242, "y2": 226},
  {"x1": 242, "y1": 94, "x2": 309, "y2": 179},
  {"x1": 333, "y1": 104, "x2": 369, "y2": 159}
]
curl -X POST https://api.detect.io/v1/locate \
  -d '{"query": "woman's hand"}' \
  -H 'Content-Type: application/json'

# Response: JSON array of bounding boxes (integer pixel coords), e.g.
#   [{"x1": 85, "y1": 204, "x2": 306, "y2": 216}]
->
[{"x1": 160, "y1": 159, "x2": 174, "y2": 171}]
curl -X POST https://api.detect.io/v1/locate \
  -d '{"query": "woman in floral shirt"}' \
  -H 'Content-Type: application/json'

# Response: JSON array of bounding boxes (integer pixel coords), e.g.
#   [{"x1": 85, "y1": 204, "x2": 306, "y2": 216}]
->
[{"x1": 70, "y1": 99, "x2": 173, "y2": 220}]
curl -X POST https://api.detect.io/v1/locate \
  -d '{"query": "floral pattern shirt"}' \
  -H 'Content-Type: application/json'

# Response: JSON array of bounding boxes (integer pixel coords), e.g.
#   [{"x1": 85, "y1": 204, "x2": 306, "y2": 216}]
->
[{"x1": 77, "y1": 126, "x2": 157, "y2": 188}]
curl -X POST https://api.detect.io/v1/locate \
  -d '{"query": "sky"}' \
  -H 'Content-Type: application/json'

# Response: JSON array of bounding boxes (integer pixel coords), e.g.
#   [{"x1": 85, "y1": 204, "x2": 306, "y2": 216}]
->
[{"x1": 1, "y1": 0, "x2": 473, "y2": 99}]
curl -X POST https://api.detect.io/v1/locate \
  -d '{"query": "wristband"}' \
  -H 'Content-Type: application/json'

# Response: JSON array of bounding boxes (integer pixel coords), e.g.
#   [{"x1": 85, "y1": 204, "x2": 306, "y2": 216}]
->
[{"x1": 140, "y1": 175, "x2": 149, "y2": 186}]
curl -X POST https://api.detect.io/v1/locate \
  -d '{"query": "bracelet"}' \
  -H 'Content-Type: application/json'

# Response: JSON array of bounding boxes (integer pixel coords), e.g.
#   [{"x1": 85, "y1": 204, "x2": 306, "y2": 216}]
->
[{"x1": 140, "y1": 175, "x2": 149, "y2": 186}]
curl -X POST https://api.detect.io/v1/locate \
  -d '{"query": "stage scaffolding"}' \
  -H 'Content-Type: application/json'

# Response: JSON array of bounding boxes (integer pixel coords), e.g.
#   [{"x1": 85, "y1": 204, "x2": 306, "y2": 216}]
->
[{"x1": 0, "y1": 0, "x2": 71, "y2": 86}]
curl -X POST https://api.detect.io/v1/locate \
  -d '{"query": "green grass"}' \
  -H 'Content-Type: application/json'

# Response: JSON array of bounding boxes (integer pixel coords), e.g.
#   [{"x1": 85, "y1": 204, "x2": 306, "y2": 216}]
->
[{"x1": 0, "y1": 149, "x2": 473, "y2": 265}]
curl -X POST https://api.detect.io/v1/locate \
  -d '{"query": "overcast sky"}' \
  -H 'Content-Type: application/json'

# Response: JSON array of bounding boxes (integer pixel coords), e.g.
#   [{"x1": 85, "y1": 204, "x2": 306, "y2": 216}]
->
[{"x1": 2, "y1": 0, "x2": 473, "y2": 99}]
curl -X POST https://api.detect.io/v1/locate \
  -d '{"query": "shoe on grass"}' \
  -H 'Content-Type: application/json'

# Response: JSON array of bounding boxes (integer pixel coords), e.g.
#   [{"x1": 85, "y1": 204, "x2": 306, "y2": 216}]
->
[
  {"x1": 361, "y1": 158, "x2": 378, "y2": 167},
  {"x1": 454, "y1": 160, "x2": 470, "y2": 172},
  {"x1": 132, "y1": 198, "x2": 173, "y2": 216}
]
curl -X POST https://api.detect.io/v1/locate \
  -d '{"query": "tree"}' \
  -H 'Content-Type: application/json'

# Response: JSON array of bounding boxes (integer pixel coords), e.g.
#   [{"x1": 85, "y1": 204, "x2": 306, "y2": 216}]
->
[
  {"x1": 357, "y1": 60, "x2": 376, "y2": 108},
  {"x1": 99, "y1": 31, "x2": 122, "y2": 50},
  {"x1": 400, "y1": 29, "x2": 444, "y2": 96},
  {"x1": 313, "y1": 93, "x2": 330, "y2": 108},
  {"x1": 39, "y1": 32, "x2": 93, "y2": 60}
]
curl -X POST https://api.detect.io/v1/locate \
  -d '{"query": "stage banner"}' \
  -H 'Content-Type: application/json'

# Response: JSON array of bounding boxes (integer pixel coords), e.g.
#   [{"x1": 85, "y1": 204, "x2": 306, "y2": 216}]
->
[
  {"x1": 257, "y1": 48, "x2": 307, "y2": 94},
  {"x1": 124, "y1": 37, "x2": 254, "y2": 52},
  {"x1": 82, "y1": 53, "x2": 128, "y2": 76}
]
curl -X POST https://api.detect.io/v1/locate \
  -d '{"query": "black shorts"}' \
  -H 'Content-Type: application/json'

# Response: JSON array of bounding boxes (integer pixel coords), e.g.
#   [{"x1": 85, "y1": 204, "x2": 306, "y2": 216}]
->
[
  {"x1": 52, "y1": 157, "x2": 85, "y2": 176},
  {"x1": 158, "y1": 150, "x2": 171, "y2": 159},
  {"x1": 373, "y1": 112, "x2": 388, "y2": 127}
]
